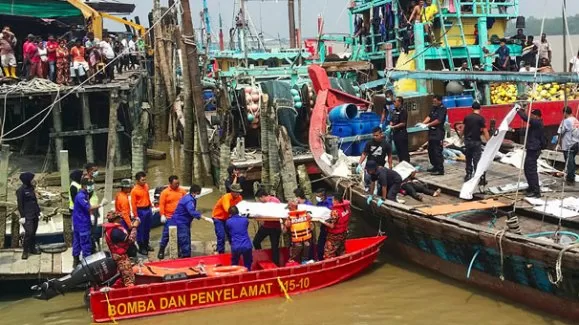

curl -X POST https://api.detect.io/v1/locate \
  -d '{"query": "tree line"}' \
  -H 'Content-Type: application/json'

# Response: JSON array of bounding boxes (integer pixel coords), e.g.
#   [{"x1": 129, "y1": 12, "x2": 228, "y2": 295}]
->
[{"x1": 507, "y1": 15, "x2": 579, "y2": 36}]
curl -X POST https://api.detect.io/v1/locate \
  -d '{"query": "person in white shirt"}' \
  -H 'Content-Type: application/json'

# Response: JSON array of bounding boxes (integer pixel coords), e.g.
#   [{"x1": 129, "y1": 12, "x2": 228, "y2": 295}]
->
[
  {"x1": 519, "y1": 61, "x2": 537, "y2": 73},
  {"x1": 538, "y1": 33, "x2": 552, "y2": 61},
  {"x1": 99, "y1": 36, "x2": 115, "y2": 80},
  {"x1": 569, "y1": 50, "x2": 579, "y2": 74},
  {"x1": 128, "y1": 35, "x2": 137, "y2": 69}
]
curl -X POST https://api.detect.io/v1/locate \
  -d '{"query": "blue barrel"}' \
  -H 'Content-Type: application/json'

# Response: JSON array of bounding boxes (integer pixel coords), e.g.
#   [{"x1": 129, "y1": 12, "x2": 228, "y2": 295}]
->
[
  {"x1": 203, "y1": 89, "x2": 216, "y2": 111},
  {"x1": 352, "y1": 140, "x2": 368, "y2": 156},
  {"x1": 350, "y1": 118, "x2": 365, "y2": 135},
  {"x1": 328, "y1": 104, "x2": 358, "y2": 123},
  {"x1": 331, "y1": 121, "x2": 353, "y2": 138},
  {"x1": 455, "y1": 94, "x2": 474, "y2": 108},
  {"x1": 442, "y1": 96, "x2": 456, "y2": 108},
  {"x1": 360, "y1": 112, "x2": 380, "y2": 134}
]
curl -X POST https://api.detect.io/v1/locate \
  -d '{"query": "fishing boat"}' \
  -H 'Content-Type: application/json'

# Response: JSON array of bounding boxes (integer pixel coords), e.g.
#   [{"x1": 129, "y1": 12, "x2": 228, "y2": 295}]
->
[
  {"x1": 32, "y1": 236, "x2": 385, "y2": 322},
  {"x1": 308, "y1": 63, "x2": 579, "y2": 320}
]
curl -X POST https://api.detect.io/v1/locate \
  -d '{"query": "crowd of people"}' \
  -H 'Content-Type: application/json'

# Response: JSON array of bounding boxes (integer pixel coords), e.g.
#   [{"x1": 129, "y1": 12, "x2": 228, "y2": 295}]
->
[{"x1": 0, "y1": 26, "x2": 146, "y2": 84}]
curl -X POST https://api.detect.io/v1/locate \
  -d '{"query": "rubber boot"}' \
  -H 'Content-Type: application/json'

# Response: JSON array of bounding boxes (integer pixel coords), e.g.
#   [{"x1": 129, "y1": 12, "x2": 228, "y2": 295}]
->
[
  {"x1": 138, "y1": 243, "x2": 149, "y2": 256},
  {"x1": 10, "y1": 66, "x2": 16, "y2": 78},
  {"x1": 73, "y1": 256, "x2": 80, "y2": 268},
  {"x1": 464, "y1": 174, "x2": 472, "y2": 182},
  {"x1": 146, "y1": 244, "x2": 155, "y2": 252},
  {"x1": 21, "y1": 250, "x2": 29, "y2": 260},
  {"x1": 157, "y1": 246, "x2": 165, "y2": 260},
  {"x1": 2, "y1": 67, "x2": 9, "y2": 78}
]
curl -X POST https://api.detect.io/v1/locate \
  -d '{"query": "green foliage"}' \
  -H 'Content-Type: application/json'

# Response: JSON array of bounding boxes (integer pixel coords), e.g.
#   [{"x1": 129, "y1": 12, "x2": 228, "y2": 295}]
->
[{"x1": 507, "y1": 15, "x2": 579, "y2": 36}]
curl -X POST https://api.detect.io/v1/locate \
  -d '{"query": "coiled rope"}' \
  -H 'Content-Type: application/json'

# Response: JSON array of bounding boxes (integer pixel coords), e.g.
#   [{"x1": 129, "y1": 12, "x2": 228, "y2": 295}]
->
[{"x1": 548, "y1": 242, "x2": 579, "y2": 286}]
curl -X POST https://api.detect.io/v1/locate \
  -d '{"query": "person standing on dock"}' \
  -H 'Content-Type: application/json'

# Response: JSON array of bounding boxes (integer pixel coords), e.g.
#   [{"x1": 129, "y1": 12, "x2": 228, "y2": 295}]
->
[
  {"x1": 172, "y1": 185, "x2": 204, "y2": 258},
  {"x1": 104, "y1": 211, "x2": 139, "y2": 287},
  {"x1": 0, "y1": 27, "x2": 18, "y2": 78},
  {"x1": 252, "y1": 189, "x2": 282, "y2": 266},
  {"x1": 16, "y1": 172, "x2": 41, "y2": 260},
  {"x1": 463, "y1": 102, "x2": 490, "y2": 183},
  {"x1": 538, "y1": 33, "x2": 552, "y2": 62},
  {"x1": 422, "y1": 95, "x2": 447, "y2": 176},
  {"x1": 557, "y1": 107, "x2": 579, "y2": 186},
  {"x1": 157, "y1": 175, "x2": 187, "y2": 260},
  {"x1": 212, "y1": 184, "x2": 243, "y2": 254},
  {"x1": 516, "y1": 106, "x2": 545, "y2": 198},
  {"x1": 131, "y1": 171, "x2": 153, "y2": 256},
  {"x1": 68, "y1": 169, "x2": 83, "y2": 215},
  {"x1": 226, "y1": 206, "x2": 253, "y2": 270},
  {"x1": 380, "y1": 89, "x2": 395, "y2": 127},
  {"x1": 315, "y1": 188, "x2": 333, "y2": 261},
  {"x1": 390, "y1": 96, "x2": 410, "y2": 163},
  {"x1": 72, "y1": 178, "x2": 104, "y2": 267}
]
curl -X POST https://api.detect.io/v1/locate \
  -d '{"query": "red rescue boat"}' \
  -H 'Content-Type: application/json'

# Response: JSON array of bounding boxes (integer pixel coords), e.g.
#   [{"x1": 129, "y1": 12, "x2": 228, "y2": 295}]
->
[{"x1": 89, "y1": 236, "x2": 385, "y2": 323}]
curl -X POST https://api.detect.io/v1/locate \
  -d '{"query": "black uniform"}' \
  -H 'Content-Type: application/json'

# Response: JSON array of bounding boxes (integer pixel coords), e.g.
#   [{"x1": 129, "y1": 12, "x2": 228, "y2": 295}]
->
[
  {"x1": 427, "y1": 104, "x2": 447, "y2": 173},
  {"x1": 363, "y1": 139, "x2": 392, "y2": 167},
  {"x1": 370, "y1": 167, "x2": 402, "y2": 201},
  {"x1": 463, "y1": 113, "x2": 486, "y2": 178},
  {"x1": 16, "y1": 172, "x2": 41, "y2": 257},
  {"x1": 391, "y1": 107, "x2": 410, "y2": 163},
  {"x1": 517, "y1": 110, "x2": 545, "y2": 196}
]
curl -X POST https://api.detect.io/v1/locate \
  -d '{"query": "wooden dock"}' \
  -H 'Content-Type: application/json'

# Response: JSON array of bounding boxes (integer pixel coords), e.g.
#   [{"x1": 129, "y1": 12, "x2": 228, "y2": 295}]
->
[{"x1": 0, "y1": 248, "x2": 73, "y2": 280}]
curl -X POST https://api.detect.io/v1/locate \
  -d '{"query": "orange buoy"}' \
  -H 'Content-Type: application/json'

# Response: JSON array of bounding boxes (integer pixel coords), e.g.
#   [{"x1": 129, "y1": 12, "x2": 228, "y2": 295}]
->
[{"x1": 206, "y1": 265, "x2": 248, "y2": 277}]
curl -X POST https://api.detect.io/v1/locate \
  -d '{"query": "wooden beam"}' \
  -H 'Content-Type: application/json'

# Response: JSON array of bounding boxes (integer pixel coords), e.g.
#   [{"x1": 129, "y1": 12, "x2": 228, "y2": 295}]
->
[
  {"x1": 321, "y1": 61, "x2": 374, "y2": 73},
  {"x1": 59, "y1": 150, "x2": 72, "y2": 247},
  {"x1": 51, "y1": 94, "x2": 64, "y2": 170},
  {"x1": 80, "y1": 93, "x2": 95, "y2": 163},
  {"x1": 49, "y1": 126, "x2": 125, "y2": 138},
  {"x1": 104, "y1": 90, "x2": 120, "y2": 210},
  {"x1": 0, "y1": 145, "x2": 10, "y2": 248},
  {"x1": 42, "y1": 166, "x2": 133, "y2": 187}
]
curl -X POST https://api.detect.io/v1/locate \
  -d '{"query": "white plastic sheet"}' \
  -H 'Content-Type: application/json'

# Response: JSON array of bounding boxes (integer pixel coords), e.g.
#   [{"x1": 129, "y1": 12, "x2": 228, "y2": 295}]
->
[{"x1": 236, "y1": 200, "x2": 332, "y2": 222}]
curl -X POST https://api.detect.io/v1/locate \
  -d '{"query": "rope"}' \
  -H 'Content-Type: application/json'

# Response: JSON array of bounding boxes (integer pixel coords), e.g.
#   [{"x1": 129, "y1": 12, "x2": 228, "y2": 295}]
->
[
  {"x1": 103, "y1": 290, "x2": 118, "y2": 324},
  {"x1": 494, "y1": 229, "x2": 507, "y2": 281},
  {"x1": 547, "y1": 242, "x2": 579, "y2": 286},
  {"x1": 466, "y1": 249, "x2": 480, "y2": 279},
  {"x1": 276, "y1": 277, "x2": 292, "y2": 302}
]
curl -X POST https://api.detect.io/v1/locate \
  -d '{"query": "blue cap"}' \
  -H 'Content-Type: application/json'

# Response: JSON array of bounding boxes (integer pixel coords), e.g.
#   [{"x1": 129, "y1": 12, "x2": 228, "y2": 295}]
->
[{"x1": 365, "y1": 160, "x2": 378, "y2": 171}]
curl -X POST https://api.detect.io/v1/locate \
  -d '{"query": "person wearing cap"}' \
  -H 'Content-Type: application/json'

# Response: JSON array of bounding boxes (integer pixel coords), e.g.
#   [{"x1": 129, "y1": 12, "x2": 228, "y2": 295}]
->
[
  {"x1": 157, "y1": 175, "x2": 187, "y2": 259},
  {"x1": 557, "y1": 106, "x2": 579, "y2": 186},
  {"x1": 104, "y1": 211, "x2": 140, "y2": 287},
  {"x1": 314, "y1": 188, "x2": 333, "y2": 260},
  {"x1": 16, "y1": 172, "x2": 41, "y2": 260},
  {"x1": 212, "y1": 183, "x2": 243, "y2": 254},
  {"x1": 171, "y1": 184, "x2": 204, "y2": 258},
  {"x1": 72, "y1": 177, "x2": 105, "y2": 267},
  {"x1": 390, "y1": 96, "x2": 410, "y2": 163},
  {"x1": 131, "y1": 171, "x2": 153, "y2": 255},
  {"x1": 115, "y1": 179, "x2": 133, "y2": 228},
  {"x1": 421, "y1": 95, "x2": 447, "y2": 175},
  {"x1": 365, "y1": 160, "x2": 403, "y2": 203},
  {"x1": 516, "y1": 105, "x2": 545, "y2": 198},
  {"x1": 252, "y1": 189, "x2": 282, "y2": 265},
  {"x1": 463, "y1": 102, "x2": 490, "y2": 183},
  {"x1": 226, "y1": 206, "x2": 253, "y2": 270}
]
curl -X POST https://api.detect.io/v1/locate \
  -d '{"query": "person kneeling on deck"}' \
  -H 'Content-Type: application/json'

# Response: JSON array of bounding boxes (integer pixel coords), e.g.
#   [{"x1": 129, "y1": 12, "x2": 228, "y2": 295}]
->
[
  {"x1": 365, "y1": 160, "x2": 402, "y2": 203},
  {"x1": 226, "y1": 206, "x2": 253, "y2": 270},
  {"x1": 321, "y1": 195, "x2": 351, "y2": 259},
  {"x1": 158, "y1": 175, "x2": 187, "y2": 260},
  {"x1": 252, "y1": 189, "x2": 282, "y2": 266},
  {"x1": 212, "y1": 184, "x2": 243, "y2": 254},
  {"x1": 104, "y1": 212, "x2": 140, "y2": 287},
  {"x1": 172, "y1": 185, "x2": 203, "y2": 258},
  {"x1": 284, "y1": 201, "x2": 313, "y2": 264}
]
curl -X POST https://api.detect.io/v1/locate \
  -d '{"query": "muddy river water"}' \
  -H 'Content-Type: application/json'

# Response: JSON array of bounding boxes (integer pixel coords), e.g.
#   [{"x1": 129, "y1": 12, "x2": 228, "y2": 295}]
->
[{"x1": 0, "y1": 142, "x2": 572, "y2": 324}]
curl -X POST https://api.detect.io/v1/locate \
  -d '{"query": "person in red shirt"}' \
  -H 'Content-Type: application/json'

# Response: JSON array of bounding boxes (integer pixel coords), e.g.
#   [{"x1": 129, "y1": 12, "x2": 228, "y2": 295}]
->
[
  {"x1": 71, "y1": 38, "x2": 89, "y2": 84},
  {"x1": 46, "y1": 35, "x2": 58, "y2": 82},
  {"x1": 157, "y1": 175, "x2": 187, "y2": 260},
  {"x1": 26, "y1": 37, "x2": 41, "y2": 80},
  {"x1": 320, "y1": 194, "x2": 351, "y2": 259},
  {"x1": 22, "y1": 34, "x2": 34, "y2": 77},
  {"x1": 212, "y1": 184, "x2": 243, "y2": 254},
  {"x1": 130, "y1": 171, "x2": 153, "y2": 255},
  {"x1": 252, "y1": 189, "x2": 282, "y2": 266}
]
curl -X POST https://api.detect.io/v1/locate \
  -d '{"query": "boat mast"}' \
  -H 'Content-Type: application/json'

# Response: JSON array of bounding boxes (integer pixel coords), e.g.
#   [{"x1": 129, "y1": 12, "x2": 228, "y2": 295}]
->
[
  {"x1": 298, "y1": 0, "x2": 302, "y2": 63},
  {"x1": 288, "y1": 0, "x2": 296, "y2": 48},
  {"x1": 219, "y1": 9, "x2": 224, "y2": 51},
  {"x1": 563, "y1": 0, "x2": 567, "y2": 72},
  {"x1": 241, "y1": 0, "x2": 248, "y2": 66}
]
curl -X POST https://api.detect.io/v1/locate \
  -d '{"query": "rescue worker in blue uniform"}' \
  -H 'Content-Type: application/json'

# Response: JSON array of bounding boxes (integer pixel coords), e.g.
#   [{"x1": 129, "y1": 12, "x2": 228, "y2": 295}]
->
[
  {"x1": 226, "y1": 206, "x2": 253, "y2": 270},
  {"x1": 516, "y1": 106, "x2": 545, "y2": 198},
  {"x1": 16, "y1": 172, "x2": 41, "y2": 260},
  {"x1": 171, "y1": 184, "x2": 203, "y2": 258},
  {"x1": 422, "y1": 95, "x2": 447, "y2": 175},
  {"x1": 314, "y1": 188, "x2": 333, "y2": 261},
  {"x1": 72, "y1": 178, "x2": 104, "y2": 268}
]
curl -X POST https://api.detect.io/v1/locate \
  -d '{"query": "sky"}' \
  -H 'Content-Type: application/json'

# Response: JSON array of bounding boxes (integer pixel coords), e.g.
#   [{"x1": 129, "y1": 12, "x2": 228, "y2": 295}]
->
[{"x1": 116, "y1": 0, "x2": 579, "y2": 39}]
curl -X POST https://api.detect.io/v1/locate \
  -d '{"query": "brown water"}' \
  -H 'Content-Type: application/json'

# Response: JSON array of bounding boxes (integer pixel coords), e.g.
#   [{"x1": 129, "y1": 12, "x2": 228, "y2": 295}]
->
[{"x1": 0, "y1": 143, "x2": 572, "y2": 324}]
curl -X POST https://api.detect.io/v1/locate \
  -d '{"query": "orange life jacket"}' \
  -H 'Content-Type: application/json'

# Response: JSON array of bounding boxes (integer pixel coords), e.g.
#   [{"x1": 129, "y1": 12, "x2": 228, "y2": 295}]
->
[{"x1": 288, "y1": 210, "x2": 312, "y2": 243}]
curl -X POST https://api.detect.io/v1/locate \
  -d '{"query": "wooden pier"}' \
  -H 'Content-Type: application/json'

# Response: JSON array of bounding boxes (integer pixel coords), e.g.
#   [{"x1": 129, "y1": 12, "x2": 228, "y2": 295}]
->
[{"x1": 0, "y1": 248, "x2": 73, "y2": 280}]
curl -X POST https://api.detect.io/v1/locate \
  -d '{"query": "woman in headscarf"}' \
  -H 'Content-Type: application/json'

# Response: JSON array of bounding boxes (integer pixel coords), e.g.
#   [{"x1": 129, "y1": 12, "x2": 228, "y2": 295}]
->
[
  {"x1": 16, "y1": 172, "x2": 41, "y2": 260},
  {"x1": 55, "y1": 38, "x2": 70, "y2": 85}
]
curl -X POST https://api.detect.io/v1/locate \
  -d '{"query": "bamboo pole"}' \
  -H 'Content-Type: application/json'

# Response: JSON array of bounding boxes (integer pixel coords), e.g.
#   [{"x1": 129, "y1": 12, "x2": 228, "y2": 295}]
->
[
  {"x1": 260, "y1": 94, "x2": 270, "y2": 191},
  {"x1": 59, "y1": 150, "x2": 72, "y2": 247},
  {"x1": 193, "y1": 126, "x2": 203, "y2": 184},
  {"x1": 278, "y1": 126, "x2": 297, "y2": 202},
  {"x1": 153, "y1": 0, "x2": 172, "y2": 141},
  {"x1": 179, "y1": 26, "x2": 194, "y2": 185},
  {"x1": 51, "y1": 94, "x2": 63, "y2": 170},
  {"x1": 103, "y1": 90, "x2": 120, "y2": 210},
  {"x1": 0, "y1": 144, "x2": 10, "y2": 248},
  {"x1": 80, "y1": 93, "x2": 95, "y2": 163}
]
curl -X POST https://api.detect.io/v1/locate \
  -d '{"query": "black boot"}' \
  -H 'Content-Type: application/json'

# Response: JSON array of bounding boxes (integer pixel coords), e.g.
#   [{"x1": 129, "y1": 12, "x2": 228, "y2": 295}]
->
[
  {"x1": 138, "y1": 243, "x2": 149, "y2": 256},
  {"x1": 73, "y1": 256, "x2": 80, "y2": 268},
  {"x1": 21, "y1": 251, "x2": 29, "y2": 260},
  {"x1": 147, "y1": 244, "x2": 155, "y2": 252},
  {"x1": 157, "y1": 246, "x2": 165, "y2": 260},
  {"x1": 479, "y1": 174, "x2": 488, "y2": 186},
  {"x1": 464, "y1": 174, "x2": 472, "y2": 182}
]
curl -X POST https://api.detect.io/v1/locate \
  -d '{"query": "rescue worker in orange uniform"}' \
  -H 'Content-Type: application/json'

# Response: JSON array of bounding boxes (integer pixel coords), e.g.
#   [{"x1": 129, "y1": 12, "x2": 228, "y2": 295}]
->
[
  {"x1": 284, "y1": 201, "x2": 313, "y2": 264},
  {"x1": 157, "y1": 175, "x2": 187, "y2": 260},
  {"x1": 131, "y1": 171, "x2": 153, "y2": 255},
  {"x1": 104, "y1": 211, "x2": 140, "y2": 287},
  {"x1": 320, "y1": 195, "x2": 351, "y2": 259},
  {"x1": 114, "y1": 179, "x2": 133, "y2": 228},
  {"x1": 212, "y1": 183, "x2": 243, "y2": 254}
]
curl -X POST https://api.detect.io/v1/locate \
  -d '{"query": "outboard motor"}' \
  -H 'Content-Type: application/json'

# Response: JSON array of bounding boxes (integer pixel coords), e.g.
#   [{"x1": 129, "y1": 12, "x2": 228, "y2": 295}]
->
[{"x1": 32, "y1": 251, "x2": 118, "y2": 300}]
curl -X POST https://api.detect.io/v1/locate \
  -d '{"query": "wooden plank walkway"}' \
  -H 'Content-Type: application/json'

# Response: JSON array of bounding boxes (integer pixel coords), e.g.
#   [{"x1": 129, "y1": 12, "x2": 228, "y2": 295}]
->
[{"x1": 0, "y1": 248, "x2": 73, "y2": 280}]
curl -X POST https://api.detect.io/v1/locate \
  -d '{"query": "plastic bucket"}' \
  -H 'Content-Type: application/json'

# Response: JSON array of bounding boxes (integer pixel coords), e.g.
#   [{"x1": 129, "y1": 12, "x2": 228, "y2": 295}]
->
[
  {"x1": 455, "y1": 94, "x2": 474, "y2": 108},
  {"x1": 442, "y1": 96, "x2": 456, "y2": 108},
  {"x1": 328, "y1": 104, "x2": 358, "y2": 123}
]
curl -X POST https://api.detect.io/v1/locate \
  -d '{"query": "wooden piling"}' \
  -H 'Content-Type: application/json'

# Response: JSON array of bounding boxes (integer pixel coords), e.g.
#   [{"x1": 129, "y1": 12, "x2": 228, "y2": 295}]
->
[
  {"x1": 153, "y1": 0, "x2": 174, "y2": 141},
  {"x1": 267, "y1": 103, "x2": 281, "y2": 196},
  {"x1": 218, "y1": 137, "x2": 231, "y2": 194},
  {"x1": 51, "y1": 94, "x2": 63, "y2": 170},
  {"x1": 0, "y1": 144, "x2": 10, "y2": 248},
  {"x1": 80, "y1": 93, "x2": 95, "y2": 163},
  {"x1": 168, "y1": 225, "x2": 178, "y2": 259},
  {"x1": 59, "y1": 150, "x2": 72, "y2": 247},
  {"x1": 297, "y1": 164, "x2": 313, "y2": 201},
  {"x1": 260, "y1": 94, "x2": 270, "y2": 192},
  {"x1": 277, "y1": 126, "x2": 298, "y2": 202},
  {"x1": 103, "y1": 90, "x2": 120, "y2": 208},
  {"x1": 179, "y1": 26, "x2": 194, "y2": 185}
]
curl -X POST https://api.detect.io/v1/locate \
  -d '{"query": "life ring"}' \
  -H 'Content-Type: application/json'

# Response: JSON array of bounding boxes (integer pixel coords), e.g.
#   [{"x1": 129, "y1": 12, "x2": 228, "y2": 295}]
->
[{"x1": 206, "y1": 265, "x2": 248, "y2": 277}]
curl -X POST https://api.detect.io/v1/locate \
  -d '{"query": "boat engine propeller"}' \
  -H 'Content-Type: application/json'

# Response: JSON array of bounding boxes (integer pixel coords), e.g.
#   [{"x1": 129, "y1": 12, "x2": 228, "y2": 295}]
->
[{"x1": 31, "y1": 251, "x2": 118, "y2": 300}]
